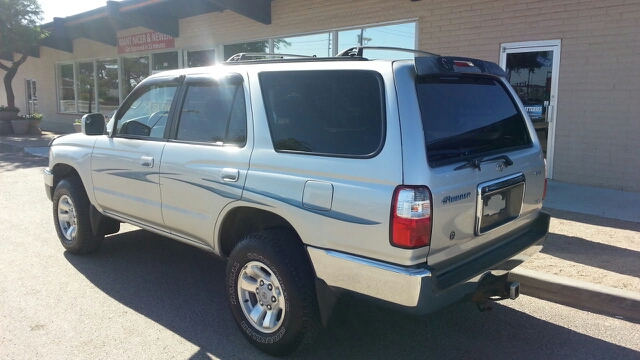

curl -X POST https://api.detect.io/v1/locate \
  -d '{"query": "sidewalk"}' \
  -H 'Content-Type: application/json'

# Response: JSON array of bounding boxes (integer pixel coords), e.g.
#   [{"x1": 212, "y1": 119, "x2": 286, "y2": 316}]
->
[
  {"x1": 0, "y1": 131, "x2": 60, "y2": 157},
  {"x1": 1, "y1": 131, "x2": 639, "y2": 322},
  {"x1": 513, "y1": 180, "x2": 640, "y2": 323},
  {"x1": 545, "y1": 180, "x2": 640, "y2": 224}
]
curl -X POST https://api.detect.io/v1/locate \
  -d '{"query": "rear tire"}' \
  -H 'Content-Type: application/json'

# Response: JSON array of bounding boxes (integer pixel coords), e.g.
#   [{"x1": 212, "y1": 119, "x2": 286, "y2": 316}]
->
[
  {"x1": 52, "y1": 177, "x2": 104, "y2": 254},
  {"x1": 226, "y1": 229, "x2": 320, "y2": 356}
]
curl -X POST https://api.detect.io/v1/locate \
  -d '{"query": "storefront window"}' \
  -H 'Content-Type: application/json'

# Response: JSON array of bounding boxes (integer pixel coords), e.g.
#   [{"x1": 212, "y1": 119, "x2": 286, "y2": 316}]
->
[
  {"x1": 224, "y1": 41, "x2": 269, "y2": 60},
  {"x1": 152, "y1": 51, "x2": 179, "y2": 73},
  {"x1": 187, "y1": 49, "x2": 216, "y2": 67},
  {"x1": 122, "y1": 56, "x2": 150, "y2": 99},
  {"x1": 273, "y1": 33, "x2": 328, "y2": 57},
  {"x1": 97, "y1": 59, "x2": 119, "y2": 114},
  {"x1": 338, "y1": 22, "x2": 416, "y2": 59},
  {"x1": 57, "y1": 64, "x2": 75, "y2": 113},
  {"x1": 337, "y1": 29, "x2": 361, "y2": 50},
  {"x1": 54, "y1": 22, "x2": 417, "y2": 115},
  {"x1": 78, "y1": 61, "x2": 95, "y2": 113}
]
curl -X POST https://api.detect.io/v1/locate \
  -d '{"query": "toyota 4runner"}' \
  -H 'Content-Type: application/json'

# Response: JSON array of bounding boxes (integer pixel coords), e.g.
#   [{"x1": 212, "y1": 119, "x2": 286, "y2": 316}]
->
[{"x1": 44, "y1": 47, "x2": 549, "y2": 356}]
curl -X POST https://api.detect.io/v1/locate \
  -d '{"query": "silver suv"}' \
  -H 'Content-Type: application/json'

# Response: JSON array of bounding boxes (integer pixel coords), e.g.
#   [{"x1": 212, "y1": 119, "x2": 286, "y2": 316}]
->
[{"x1": 44, "y1": 47, "x2": 549, "y2": 356}]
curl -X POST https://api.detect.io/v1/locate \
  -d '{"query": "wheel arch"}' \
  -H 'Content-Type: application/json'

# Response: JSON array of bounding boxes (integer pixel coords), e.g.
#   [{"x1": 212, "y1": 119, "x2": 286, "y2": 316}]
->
[
  {"x1": 50, "y1": 163, "x2": 119, "y2": 236},
  {"x1": 49, "y1": 163, "x2": 80, "y2": 196},
  {"x1": 217, "y1": 206, "x2": 298, "y2": 258},
  {"x1": 217, "y1": 206, "x2": 339, "y2": 327}
]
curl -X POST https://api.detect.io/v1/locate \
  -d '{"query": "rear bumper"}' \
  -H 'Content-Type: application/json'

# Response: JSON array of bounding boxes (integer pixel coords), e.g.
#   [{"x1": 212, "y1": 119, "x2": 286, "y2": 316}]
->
[{"x1": 307, "y1": 211, "x2": 550, "y2": 315}]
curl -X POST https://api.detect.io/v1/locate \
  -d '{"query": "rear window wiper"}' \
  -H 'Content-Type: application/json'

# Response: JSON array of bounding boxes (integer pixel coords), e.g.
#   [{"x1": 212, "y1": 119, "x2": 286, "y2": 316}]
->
[{"x1": 454, "y1": 155, "x2": 513, "y2": 171}]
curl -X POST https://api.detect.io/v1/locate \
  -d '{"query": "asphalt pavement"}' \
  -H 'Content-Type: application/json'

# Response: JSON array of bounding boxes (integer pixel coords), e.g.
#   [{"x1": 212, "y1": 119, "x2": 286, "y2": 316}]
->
[{"x1": 1, "y1": 130, "x2": 639, "y2": 323}]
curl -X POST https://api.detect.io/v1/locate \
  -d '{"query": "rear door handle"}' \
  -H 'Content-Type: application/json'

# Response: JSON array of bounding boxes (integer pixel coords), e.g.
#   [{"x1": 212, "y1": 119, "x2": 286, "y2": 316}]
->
[
  {"x1": 141, "y1": 156, "x2": 154, "y2": 167},
  {"x1": 221, "y1": 168, "x2": 239, "y2": 182}
]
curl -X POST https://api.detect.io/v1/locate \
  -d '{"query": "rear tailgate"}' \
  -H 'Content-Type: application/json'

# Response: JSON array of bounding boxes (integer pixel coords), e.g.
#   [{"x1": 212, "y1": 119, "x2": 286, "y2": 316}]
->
[{"x1": 394, "y1": 57, "x2": 547, "y2": 283}]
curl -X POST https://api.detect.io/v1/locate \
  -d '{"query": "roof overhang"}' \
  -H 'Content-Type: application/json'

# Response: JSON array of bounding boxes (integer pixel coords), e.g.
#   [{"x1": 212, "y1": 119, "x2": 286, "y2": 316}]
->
[{"x1": 38, "y1": 0, "x2": 271, "y2": 55}]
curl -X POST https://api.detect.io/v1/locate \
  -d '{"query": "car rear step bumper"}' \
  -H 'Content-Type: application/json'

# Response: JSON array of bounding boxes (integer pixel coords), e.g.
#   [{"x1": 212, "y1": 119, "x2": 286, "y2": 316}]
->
[{"x1": 307, "y1": 211, "x2": 550, "y2": 315}]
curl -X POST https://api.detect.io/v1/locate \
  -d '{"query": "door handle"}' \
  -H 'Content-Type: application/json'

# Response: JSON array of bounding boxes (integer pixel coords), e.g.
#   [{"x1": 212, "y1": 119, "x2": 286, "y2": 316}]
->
[
  {"x1": 221, "y1": 168, "x2": 239, "y2": 182},
  {"x1": 546, "y1": 104, "x2": 554, "y2": 123},
  {"x1": 141, "y1": 156, "x2": 154, "y2": 167}
]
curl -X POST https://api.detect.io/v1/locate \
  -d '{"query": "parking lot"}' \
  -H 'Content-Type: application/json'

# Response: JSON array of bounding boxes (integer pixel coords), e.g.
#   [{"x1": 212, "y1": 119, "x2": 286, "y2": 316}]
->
[{"x1": 1, "y1": 144, "x2": 639, "y2": 359}]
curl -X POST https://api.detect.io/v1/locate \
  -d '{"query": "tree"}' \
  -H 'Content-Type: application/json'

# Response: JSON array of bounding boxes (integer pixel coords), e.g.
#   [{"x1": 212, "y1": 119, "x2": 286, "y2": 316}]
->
[{"x1": 0, "y1": 0, "x2": 48, "y2": 109}]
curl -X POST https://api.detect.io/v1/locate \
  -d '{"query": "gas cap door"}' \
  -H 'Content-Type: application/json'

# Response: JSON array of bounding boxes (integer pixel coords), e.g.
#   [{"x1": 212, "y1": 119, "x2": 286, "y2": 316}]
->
[{"x1": 302, "y1": 180, "x2": 334, "y2": 211}]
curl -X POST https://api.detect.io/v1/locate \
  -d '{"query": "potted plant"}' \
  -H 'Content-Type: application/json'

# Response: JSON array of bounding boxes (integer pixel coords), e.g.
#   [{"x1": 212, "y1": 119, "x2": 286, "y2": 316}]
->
[
  {"x1": 0, "y1": 106, "x2": 21, "y2": 134},
  {"x1": 0, "y1": 105, "x2": 20, "y2": 121},
  {"x1": 0, "y1": 106, "x2": 20, "y2": 134},
  {"x1": 73, "y1": 119, "x2": 82, "y2": 133},
  {"x1": 18, "y1": 113, "x2": 43, "y2": 134},
  {"x1": 10, "y1": 114, "x2": 29, "y2": 135}
]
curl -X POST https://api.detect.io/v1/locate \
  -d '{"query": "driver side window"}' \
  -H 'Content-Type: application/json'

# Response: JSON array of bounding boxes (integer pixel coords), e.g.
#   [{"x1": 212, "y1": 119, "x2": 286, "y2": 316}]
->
[{"x1": 115, "y1": 83, "x2": 178, "y2": 138}]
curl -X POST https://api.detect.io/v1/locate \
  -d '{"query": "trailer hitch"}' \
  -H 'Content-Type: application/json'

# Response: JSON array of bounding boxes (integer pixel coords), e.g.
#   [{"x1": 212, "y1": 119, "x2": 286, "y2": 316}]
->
[{"x1": 469, "y1": 272, "x2": 520, "y2": 312}]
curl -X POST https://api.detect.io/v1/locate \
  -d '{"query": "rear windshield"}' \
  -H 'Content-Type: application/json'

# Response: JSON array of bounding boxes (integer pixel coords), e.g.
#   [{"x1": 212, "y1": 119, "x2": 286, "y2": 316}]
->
[{"x1": 416, "y1": 76, "x2": 532, "y2": 167}]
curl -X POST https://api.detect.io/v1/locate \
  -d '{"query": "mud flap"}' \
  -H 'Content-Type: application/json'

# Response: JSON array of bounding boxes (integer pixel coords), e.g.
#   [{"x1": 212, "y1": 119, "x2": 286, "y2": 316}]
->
[
  {"x1": 315, "y1": 278, "x2": 339, "y2": 327},
  {"x1": 89, "y1": 205, "x2": 121, "y2": 236}
]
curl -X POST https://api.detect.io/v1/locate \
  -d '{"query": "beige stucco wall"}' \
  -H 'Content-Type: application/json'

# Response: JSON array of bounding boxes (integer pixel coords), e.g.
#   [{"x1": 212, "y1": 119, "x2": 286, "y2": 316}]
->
[{"x1": 3, "y1": 0, "x2": 639, "y2": 191}]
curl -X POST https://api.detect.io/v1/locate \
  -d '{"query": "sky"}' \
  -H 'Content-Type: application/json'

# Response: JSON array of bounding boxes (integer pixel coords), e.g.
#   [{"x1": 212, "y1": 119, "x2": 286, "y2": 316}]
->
[{"x1": 39, "y1": 0, "x2": 119, "y2": 23}]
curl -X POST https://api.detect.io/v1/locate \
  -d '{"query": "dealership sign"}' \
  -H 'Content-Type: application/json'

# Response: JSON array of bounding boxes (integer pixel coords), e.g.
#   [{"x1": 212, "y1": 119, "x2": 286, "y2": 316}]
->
[{"x1": 118, "y1": 31, "x2": 175, "y2": 54}]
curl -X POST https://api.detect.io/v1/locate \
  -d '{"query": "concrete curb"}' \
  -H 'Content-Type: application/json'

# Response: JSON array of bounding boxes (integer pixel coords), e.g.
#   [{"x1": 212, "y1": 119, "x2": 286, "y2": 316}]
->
[{"x1": 509, "y1": 268, "x2": 640, "y2": 323}]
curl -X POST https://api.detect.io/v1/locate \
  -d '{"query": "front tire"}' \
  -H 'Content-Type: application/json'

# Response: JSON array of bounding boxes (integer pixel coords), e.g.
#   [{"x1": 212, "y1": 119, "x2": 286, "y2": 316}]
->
[
  {"x1": 226, "y1": 229, "x2": 320, "y2": 357},
  {"x1": 52, "y1": 177, "x2": 103, "y2": 254}
]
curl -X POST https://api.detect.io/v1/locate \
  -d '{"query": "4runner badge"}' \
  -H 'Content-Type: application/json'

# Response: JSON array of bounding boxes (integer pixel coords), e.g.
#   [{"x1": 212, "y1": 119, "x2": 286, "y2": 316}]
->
[{"x1": 442, "y1": 192, "x2": 471, "y2": 205}]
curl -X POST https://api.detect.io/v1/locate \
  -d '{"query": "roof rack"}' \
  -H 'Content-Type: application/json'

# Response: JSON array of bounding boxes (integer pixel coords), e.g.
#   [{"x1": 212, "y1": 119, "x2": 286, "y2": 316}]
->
[
  {"x1": 226, "y1": 53, "x2": 315, "y2": 62},
  {"x1": 336, "y1": 46, "x2": 438, "y2": 58}
]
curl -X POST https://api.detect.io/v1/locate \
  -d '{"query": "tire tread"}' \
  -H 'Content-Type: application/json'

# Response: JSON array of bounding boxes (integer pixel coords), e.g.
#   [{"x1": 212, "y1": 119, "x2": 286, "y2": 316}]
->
[{"x1": 227, "y1": 228, "x2": 320, "y2": 356}]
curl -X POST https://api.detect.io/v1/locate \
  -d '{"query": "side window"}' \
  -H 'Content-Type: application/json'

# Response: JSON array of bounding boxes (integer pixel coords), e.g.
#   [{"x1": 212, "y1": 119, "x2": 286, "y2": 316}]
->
[
  {"x1": 115, "y1": 83, "x2": 178, "y2": 138},
  {"x1": 259, "y1": 70, "x2": 384, "y2": 157},
  {"x1": 176, "y1": 79, "x2": 247, "y2": 145}
]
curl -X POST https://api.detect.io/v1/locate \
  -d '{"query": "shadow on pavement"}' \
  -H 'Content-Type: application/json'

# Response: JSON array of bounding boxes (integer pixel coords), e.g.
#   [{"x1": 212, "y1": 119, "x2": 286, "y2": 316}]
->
[
  {"x1": 64, "y1": 229, "x2": 639, "y2": 360},
  {"x1": 540, "y1": 233, "x2": 640, "y2": 279},
  {"x1": 0, "y1": 144, "x2": 47, "y2": 171},
  {"x1": 546, "y1": 208, "x2": 640, "y2": 231}
]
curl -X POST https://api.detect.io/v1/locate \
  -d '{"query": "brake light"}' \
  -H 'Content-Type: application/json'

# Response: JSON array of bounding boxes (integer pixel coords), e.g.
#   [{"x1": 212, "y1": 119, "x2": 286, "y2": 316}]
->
[
  {"x1": 390, "y1": 186, "x2": 432, "y2": 248},
  {"x1": 453, "y1": 60, "x2": 474, "y2": 67}
]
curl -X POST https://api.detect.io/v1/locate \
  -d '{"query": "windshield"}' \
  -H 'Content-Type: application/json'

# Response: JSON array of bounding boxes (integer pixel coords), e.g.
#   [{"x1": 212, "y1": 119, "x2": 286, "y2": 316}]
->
[{"x1": 416, "y1": 76, "x2": 532, "y2": 167}]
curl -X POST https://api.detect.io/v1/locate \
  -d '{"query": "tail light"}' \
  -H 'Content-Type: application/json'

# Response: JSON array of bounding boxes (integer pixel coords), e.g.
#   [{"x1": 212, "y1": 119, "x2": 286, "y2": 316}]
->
[{"x1": 390, "y1": 186, "x2": 432, "y2": 248}]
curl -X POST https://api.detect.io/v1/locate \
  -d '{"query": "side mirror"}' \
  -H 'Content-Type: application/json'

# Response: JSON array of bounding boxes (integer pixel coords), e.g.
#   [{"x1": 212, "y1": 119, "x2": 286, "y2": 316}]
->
[{"x1": 81, "y1": 113, "x2": 106, "y2": 135}]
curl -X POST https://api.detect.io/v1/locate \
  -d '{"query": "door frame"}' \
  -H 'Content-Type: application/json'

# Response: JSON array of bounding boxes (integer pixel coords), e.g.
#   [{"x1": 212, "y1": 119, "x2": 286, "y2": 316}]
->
[{"x1": 500, "y1": 39, "x2": 561, "y2": 178}]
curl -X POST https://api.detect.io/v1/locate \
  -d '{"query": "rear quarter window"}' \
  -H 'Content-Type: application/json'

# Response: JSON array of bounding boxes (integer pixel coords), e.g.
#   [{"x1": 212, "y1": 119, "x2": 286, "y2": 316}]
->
[
  {"x1": 417, "y1": 76, "x2": 532, "y2": 167},
  {"x1": 259, "y1": 70, "x2": 385, "y2": 157}
]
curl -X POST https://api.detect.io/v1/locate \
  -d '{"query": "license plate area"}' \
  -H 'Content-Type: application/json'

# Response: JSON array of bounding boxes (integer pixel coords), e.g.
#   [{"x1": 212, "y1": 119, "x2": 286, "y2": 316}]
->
[{"x1": 475, "y1": 173, "x2": 525, "y2": 235}]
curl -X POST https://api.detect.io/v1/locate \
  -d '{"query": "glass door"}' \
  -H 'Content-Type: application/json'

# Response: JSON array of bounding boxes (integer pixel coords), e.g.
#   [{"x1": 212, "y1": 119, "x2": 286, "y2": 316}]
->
[
  {"x1": 25, "y1": 79, "x2": 37, "y2": 114},
  {"x1": 500, "y1": 40, "x2": 561, "y2": 178}
]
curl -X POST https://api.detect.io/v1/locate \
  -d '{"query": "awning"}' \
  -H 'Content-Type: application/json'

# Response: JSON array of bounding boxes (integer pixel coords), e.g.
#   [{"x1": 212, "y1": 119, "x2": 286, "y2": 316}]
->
[{"x1": 37, "y1": 0, "x2": 271, "y2": 56}]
